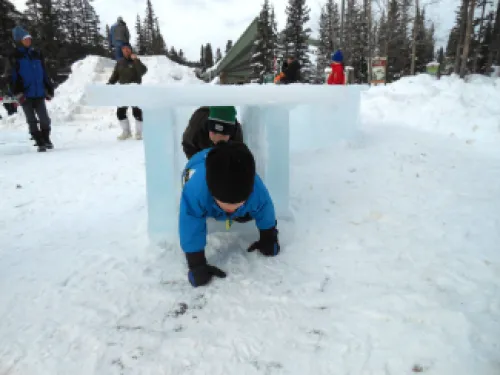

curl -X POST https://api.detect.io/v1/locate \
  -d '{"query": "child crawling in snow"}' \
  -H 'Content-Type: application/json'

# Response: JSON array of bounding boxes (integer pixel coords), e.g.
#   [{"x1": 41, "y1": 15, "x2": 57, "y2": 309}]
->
[{"x1": 179, "y1": 141, "x2": 280, "y2": 287}]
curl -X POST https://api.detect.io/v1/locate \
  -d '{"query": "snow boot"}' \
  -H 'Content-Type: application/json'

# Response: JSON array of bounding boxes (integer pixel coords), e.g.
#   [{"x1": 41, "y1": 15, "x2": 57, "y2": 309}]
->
[
  {"x1": 41, "y1": 129, "x2": 53, "y2": 149},
  {"x1": 32, "y1": 133, "x2": 46, "y2": 152},
  {"x1": 135, "y1": 120, "x2": 143, "y2": 140},
  {"x1": 117, "y1": 119, "x2": 132, "y2": 140}
]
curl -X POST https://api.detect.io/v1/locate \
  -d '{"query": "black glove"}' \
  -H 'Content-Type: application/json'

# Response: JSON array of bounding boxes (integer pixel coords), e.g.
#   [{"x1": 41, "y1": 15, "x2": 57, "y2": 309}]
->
[
  {"x1": 186, "y1": 251, "x2": 226, "y2": 287},
  {"x1": 248, "y1": 226, "x2": 280, "y2": 257}
]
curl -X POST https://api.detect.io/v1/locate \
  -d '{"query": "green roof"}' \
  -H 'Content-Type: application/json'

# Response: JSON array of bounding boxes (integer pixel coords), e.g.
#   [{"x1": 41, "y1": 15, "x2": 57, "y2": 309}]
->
[
  {"x1": 202, "y1": 19, "x2": 320, "y2": 83},
  {"x1": 202, "y1": 17, "x2": 259, "y2": 83}
]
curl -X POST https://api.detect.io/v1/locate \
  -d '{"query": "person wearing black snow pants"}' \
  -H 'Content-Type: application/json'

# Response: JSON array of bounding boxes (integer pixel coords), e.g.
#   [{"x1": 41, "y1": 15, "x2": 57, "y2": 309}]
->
[
  {"x1": 22, "y1": 98, "x2": 51, "y2": 141},
  {"x1": 5, "y1": 26, "x2": 54, "y2": 152},
  {"x1": 108, "y1": 42, "x2": 147, "y2": 140},
  {"x1": 117, "y1": 106, "x2": 142, "y2": 131}
]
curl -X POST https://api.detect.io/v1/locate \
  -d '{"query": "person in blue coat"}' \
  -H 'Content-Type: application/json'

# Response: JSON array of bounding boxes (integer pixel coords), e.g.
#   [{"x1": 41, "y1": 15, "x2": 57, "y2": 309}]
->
[
  {"x1": 109, "y1": 17, "x2": 130, "y2": 61},
  {"x1": 180, "y1": 141, "x2": 280, "y2": 287},
  {"x1": 5, "y1": 26, "x2": 54, "y2": 152}
]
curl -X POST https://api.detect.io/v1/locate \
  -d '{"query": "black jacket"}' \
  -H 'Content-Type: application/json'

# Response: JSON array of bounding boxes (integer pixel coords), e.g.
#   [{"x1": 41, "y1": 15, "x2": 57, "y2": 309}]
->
[
  {"x1": 182, "y1": 106, "x2": 244, "y2": 159},
  {"x1": 108, "y1": 57, "x2": 147, "y2": 85},
  {"x1": 281, "y1": 59, "x2": 301, "y2": 84}
]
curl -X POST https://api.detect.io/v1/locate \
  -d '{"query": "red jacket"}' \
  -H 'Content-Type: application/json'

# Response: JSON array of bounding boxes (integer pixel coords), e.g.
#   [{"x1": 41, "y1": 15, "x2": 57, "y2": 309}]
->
[{"x1": 327, "y1": 62, "x2": 345, "y2": 85}]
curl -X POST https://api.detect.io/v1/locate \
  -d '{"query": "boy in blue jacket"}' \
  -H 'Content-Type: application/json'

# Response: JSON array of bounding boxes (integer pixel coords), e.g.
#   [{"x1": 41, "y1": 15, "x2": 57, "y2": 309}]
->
[
  {"x1": 5, "y1": 26, "x2": 54, "y2": 152},
  {"x1": 180, "y1": 141, "x2": 280, "y2": 287}
]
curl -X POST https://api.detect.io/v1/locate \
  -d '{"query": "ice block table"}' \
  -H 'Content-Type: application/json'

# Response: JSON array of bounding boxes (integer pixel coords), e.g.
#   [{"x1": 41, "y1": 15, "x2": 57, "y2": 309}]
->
[{"x1": 83, "y1": 84, "x2": 363, "y2": 244}]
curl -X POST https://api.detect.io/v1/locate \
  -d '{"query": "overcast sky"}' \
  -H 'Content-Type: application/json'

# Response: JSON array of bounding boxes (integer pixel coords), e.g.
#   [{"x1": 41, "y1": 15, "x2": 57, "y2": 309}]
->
[{"x1": 12, "y1": 0, "x2": 457, "y2": 61}]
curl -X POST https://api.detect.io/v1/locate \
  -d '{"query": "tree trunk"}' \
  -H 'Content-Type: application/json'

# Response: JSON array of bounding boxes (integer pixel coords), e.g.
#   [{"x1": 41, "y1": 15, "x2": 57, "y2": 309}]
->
[
  {"x1": 472, "y1": 0, "x2": 486, "y2": 73},
  {"x1": 367, "y1": 0, "x2": 372, "y2": 83},
  {"x1": 410, "y1": 0, "x2": 419, "y2": 75},
  {"x1": 460, "y1": 0, "x2": 476, "y2": 78},
  {"x1": 454, "y1": 0, "x2": 469, "y2": 74},
  {"x1": 340, "y1": 0, "x2": 345, "y2": 46}
]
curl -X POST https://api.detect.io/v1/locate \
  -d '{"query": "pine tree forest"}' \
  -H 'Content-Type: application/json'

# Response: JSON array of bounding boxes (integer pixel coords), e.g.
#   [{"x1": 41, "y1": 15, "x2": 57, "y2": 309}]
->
[{"x1": 2, "y1": 0, "x2": 500, "y2": 90}]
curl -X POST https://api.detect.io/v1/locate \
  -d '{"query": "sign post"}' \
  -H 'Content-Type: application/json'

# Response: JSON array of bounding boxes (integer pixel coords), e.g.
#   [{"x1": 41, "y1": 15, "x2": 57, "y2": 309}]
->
[{"x1": 370, "y1": 57, "x2": 387, "y2": 85}]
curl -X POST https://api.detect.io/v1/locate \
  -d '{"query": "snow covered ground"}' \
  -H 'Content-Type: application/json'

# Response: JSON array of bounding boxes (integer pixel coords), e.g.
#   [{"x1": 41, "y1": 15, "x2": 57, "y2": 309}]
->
[{"x1": 1, "y1": 57, "x2": 500, "y2": 375}]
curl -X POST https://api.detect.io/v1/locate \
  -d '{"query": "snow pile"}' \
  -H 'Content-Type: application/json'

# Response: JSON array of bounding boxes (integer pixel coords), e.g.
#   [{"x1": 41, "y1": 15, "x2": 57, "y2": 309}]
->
[
  {"x1": 140, "y1": 56, "x2": 202, "y2": 85},
  {"x1": 362, "y1": 74, "x2": 500, "y2": 141},
  {"x1": 48, "y1": 56, "x2": 116, "y2": 122}
]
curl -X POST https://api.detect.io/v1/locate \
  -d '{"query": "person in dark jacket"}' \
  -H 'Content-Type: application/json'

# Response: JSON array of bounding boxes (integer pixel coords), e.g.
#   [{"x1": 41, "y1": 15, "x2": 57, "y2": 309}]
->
[
  {"x1": 278, "y1": 55, "x2": 301, "y2": 84},
  {"x1": 108, "y1": 42, "x2": 147, "y2": 140},
  {"x1": 5, "y1": 26, "x2": 54, "y2": 152},
  {"x1": 109, "y1": 17, "x2": 130, "y2": 60},
  {"x1": 182, "y1": 106, "x2": 244, "y2": 160},
  {"x1": 180, "y1": 141, "x2": 280, "y2": 287}
]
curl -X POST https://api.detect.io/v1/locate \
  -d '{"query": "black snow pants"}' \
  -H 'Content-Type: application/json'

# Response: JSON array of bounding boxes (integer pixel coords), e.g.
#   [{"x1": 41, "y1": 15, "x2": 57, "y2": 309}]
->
[
  {"x1": 21, "y1": 98, "x2": 51, "y2": 138},
  {"x1": 117, "y1": 106, "x2": 143, "y2": 121}
]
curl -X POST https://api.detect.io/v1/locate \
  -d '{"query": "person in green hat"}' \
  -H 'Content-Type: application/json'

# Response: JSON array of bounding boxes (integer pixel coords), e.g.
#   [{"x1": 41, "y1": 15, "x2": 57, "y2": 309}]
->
[{"x1": 182, "y1": 106, "x2": 244, "y2": 160}]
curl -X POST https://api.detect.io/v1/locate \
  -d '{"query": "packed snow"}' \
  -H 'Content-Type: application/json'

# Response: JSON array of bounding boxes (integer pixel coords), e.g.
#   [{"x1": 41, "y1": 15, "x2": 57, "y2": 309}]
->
[{"x1": 1, "y1": 56, "x2": 499, "y2": 375}]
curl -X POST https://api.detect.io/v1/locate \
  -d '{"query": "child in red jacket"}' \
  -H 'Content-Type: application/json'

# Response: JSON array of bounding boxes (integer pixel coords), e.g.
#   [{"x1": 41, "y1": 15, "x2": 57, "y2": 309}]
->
[{"x1": 327, "y1": 49, "x2": 345, "y2": 85}]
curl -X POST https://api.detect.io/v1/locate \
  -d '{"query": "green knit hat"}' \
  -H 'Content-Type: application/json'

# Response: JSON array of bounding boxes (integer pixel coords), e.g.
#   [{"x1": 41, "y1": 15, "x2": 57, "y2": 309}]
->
[
  {"x1": 208, "y1": 106, "x2": 237, "y2": 125},
  {"x1": 207, "y1": 106, "x2": 237, "y2": 135}
]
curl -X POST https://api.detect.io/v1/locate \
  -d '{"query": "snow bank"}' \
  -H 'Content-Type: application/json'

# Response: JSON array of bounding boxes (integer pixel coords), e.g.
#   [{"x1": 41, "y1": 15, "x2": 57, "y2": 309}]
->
[
  {"x1": 140, "y1": 56, "x2": 203, "y2": 85},
  {"x1": 362, "y1": 74, "x2": 500, "y2": 141},
  {"x1": 48, "y1": 56, "x2": 115, "y2": 122}
]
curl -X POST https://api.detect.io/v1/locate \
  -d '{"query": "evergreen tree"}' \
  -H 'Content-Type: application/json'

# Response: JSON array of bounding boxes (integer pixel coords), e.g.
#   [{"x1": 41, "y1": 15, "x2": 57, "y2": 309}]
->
[
  {"x1": 200, "y1": 44, "x2": 205, "y2": 68},
  {"x1": 142, "y1": 0, "x2": 155, "y2": 53},
  {"x1": 169, "y1": 46, "x2": 177, "y2": 59},
  {"x1": 0, "y1": 0, "x2": 21, "y2": 88},
  {"x1": 0, "y1": 0, "x2": 20, "y2": 48},
  {"x1": 250, "y1": 0, "x2": 275, "y2": 81},
  {"x1": 139, "y1": 1, "x2": 166, "y2": 55},
  {"x1": 317, "y1": 0, "x2": 341, "y2": 82},
  {"x1": 284, "y1": 0, "x2": 312, "y2": 81},
  {"x1": 25, "y1": 0, "x2": 60, "y2": 54},
  {"x1": 270, "y1": 5, "x2": 279, "y2": 72},
  {"x1": 152, "y1": 17, "x2": 165, "y2": 54},
  {"x1": 225, "y1": 39, "x2": 233, "y2": 53},
  {"x1": 413, "y1": 6, "x2": 427, "y2": 72},
  {"x1": 216, "y1": 47, "x2": 222, "y2": 62},
  {"x1": 135, "y1": 14, "x2": 146, "y2": 54},
  {"x1": 204, "y1": 43, "x2": 214, "y2": 67}
]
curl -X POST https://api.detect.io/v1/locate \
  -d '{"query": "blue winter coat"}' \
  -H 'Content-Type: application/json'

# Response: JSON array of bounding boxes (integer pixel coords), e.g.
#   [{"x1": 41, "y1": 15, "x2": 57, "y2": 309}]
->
[
  {"x1": 179, "y1": 148, "x2": 277, "y2": 254},
  {"x1": 109, "y1": 23, "x2": 116, "y2": 46},
  {"x1": 7, "y1": 47, "x2": 53, "y2": 98}
]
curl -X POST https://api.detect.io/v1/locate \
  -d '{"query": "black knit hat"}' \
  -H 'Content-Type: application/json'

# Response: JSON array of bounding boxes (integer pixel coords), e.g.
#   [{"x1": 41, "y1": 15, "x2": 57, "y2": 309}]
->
[{"x1": 205, "y1": 141, "x2": 256, "y2": 204}]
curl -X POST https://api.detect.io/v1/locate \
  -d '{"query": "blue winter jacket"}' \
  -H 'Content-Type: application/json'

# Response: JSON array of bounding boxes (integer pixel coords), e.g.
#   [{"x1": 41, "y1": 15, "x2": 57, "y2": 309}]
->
[
  {"x1": 7, "y1": 26, "x2": 53, "y2": 98},
  {"x1": 179, "y1": 148, "x2": 277, "y2": 254},
  {"x1": 7, "y1": 46, "x2": 52, "y2": 98},
  {"x1": 109, "y1": 23, "x2": 116, "y2": 46}
]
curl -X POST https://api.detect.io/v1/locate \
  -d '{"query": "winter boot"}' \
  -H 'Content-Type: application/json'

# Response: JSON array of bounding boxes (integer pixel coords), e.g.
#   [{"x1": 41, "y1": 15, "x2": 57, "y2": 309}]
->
[
  {"x1": 117, "y1": 119, "x2": 132, "y2": 140},
  {"x1": 41, "y1": 129, "x2": 53, "y2": 149},
  {"x1": 32, "y1": 132, "x2": 46, "y2": 152},
  {"x1": 135, "y1": 120, "x2": 143, "y2": 140}
]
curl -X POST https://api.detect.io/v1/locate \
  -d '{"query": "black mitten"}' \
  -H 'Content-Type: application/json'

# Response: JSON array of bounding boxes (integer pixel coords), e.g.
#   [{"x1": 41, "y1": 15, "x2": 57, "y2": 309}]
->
[
  {"x1": 247, "y1": 226, "x2": 280, "y2": 257},
  {"x1": 186, "y1": 251, "x2": 226, "y2": 287}
]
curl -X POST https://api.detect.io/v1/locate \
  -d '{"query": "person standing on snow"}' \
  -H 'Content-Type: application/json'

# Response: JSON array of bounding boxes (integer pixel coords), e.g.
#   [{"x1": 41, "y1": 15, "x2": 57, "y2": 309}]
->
[
  {"x1": 109, "y1": 17, "x2": 130, "y2": 61},
  {"x1": 327, "y1": 49, "x2": 345, "y2": 85},
  {"x1": 182, "y1": 106, "x2": 244, "y2": 160},
  {"x1": 275, "y1": 55, "x2": 300, "y2": 84},
  {"x1": 180, "y1": 141, "x2": 280, "y2": 287},
  {"x1": 107, "y1": 43, "x2": 147, "y2": 140},
  {"x1": 5, "y1": 26, "x2": 55, "y2": 152}
]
